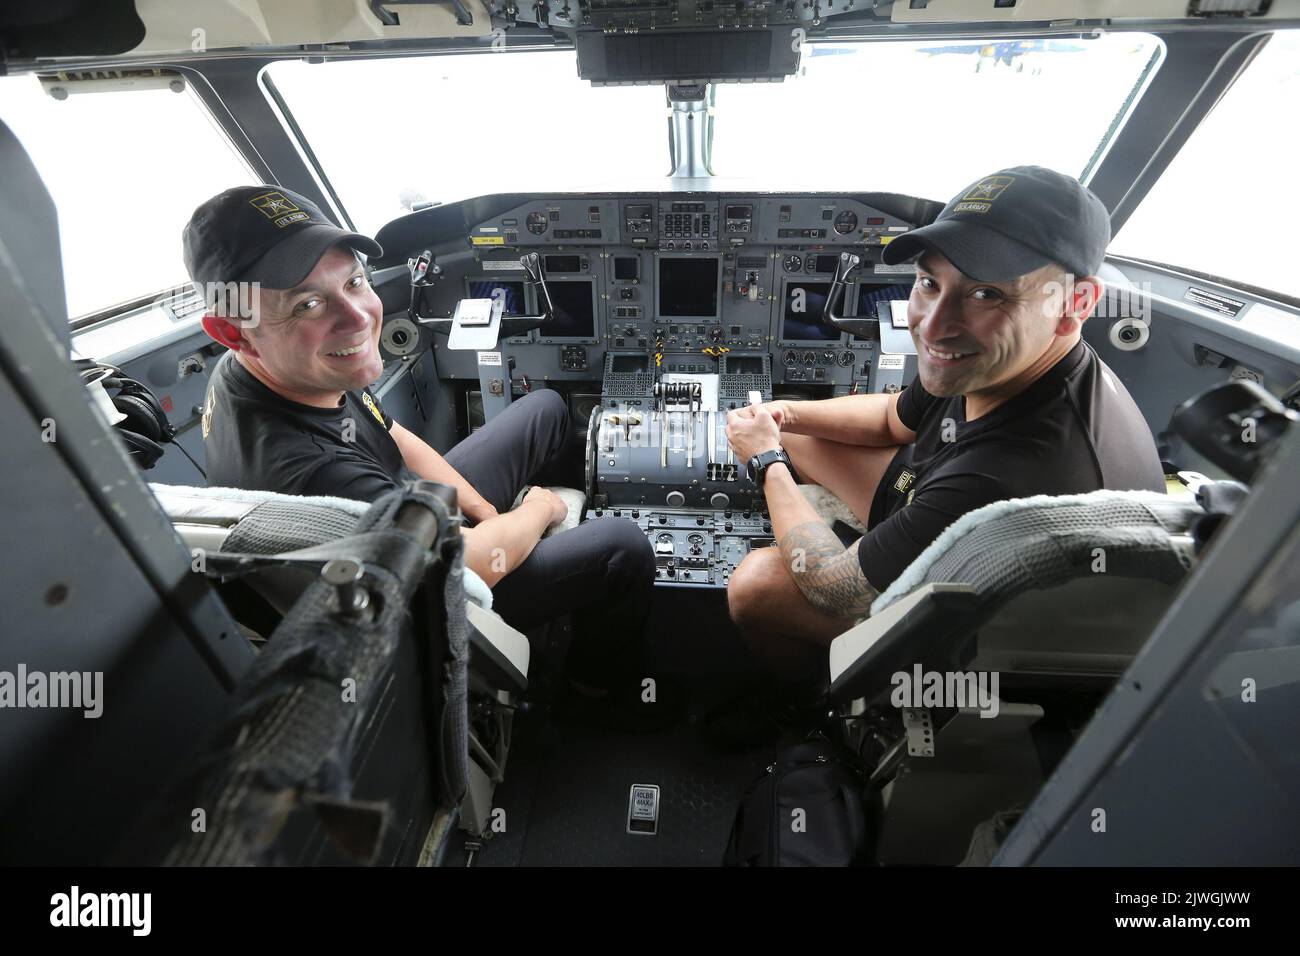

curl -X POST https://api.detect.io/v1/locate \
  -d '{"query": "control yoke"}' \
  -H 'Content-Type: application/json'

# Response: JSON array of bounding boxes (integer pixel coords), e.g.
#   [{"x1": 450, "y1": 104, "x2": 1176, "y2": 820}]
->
[
  {"x1": 822, "y1": 251, "x2": 878, "y2": 339},
  {"x1": 409, "y1": 250, "x2": 554, "y2": 339}
]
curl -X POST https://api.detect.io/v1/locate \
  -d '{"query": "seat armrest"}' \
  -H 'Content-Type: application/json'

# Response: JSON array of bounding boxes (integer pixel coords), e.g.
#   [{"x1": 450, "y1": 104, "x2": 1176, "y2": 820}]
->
[
  {"x1": 466, "y1": 603, "x2": 530, "y2": 693},
  {"x1": 152, "y1": 488, "x2": 260, "y2": 526},
  {"x1": 828, "y1": 583, "x2": 981, "y2": 705}
]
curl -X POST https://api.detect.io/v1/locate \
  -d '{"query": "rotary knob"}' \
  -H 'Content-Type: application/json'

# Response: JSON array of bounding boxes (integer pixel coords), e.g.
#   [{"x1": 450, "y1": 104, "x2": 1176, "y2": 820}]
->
[
  {"x1": 710, "y1": 492, "x2": 730, "y2": 509},
  {"x1": 666, "y1": 491, "x2": 686, "y2": 507}
]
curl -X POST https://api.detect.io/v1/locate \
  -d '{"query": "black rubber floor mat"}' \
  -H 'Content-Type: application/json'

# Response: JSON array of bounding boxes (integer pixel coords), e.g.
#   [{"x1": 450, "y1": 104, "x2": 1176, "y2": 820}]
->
[
  {"x1": 471, "y1": 707, "x2": 771, "y2": 867},
  {"x1": 452, "y1": 591, "x2": 796, "y2": 866}
]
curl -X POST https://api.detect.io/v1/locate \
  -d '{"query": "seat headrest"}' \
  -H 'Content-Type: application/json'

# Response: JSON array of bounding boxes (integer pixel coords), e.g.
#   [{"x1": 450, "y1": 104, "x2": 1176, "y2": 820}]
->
[{"x1": 0, "y1": 120, "x2": 70, "y2": 350}]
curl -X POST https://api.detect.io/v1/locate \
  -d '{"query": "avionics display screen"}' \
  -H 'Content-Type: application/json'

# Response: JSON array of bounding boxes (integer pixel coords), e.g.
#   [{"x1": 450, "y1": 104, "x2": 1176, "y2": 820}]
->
[
  {"x1": 467, "y1": 279, "x2": 526, "y2": 315},
  {"x1": 611, "y1": 355, "x2": 649, "y2": 373},
  {"x1": 726, "y1": 356, "x2": 765, "y2": 375},
  {"x1": 812, "y1": 255, "x2": 841, "y2": 274},
  {"x1": 855, "y1": 282, "x2": 914, "y2": 341},
  {"x1": 614, "y1": 257, "x2": 639, "y2": 281},
  {"x1": 658, "y1": 257, "x2": 719, "y2": 318},
  {"x1": 545, "y1": 255, "x2": 583, "y2": 273},
  {"x1": 781, "y1": 281, "x2": 839, "y2": 341},
  {"x1": 545, "y1": 281, "x2": 596, "y2": 338},
  {"x1": 859, "y1": 283, "x2": 914, "y2": 320}
]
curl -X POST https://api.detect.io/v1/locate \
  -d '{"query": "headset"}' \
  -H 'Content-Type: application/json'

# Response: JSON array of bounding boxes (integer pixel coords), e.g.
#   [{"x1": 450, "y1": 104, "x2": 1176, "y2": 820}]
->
[{"x1": 77, "y1": 360, "x2": 180, "y2": 471}]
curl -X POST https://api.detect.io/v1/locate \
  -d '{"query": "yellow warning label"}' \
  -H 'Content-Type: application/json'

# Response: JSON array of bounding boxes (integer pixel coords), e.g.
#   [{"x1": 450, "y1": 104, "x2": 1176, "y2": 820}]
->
[
  {"x1": 879, "y1": 235, "x2": 895, "y2": 245},
  {"x1": 471, "y1": 236, "x2": 505, "y2": 246}
]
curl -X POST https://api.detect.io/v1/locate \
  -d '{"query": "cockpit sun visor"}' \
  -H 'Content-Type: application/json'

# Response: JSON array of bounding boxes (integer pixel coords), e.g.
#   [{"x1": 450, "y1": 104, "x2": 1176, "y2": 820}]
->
[{"x1": 576, "y1": 29, "x2": 800, "y2": 85}]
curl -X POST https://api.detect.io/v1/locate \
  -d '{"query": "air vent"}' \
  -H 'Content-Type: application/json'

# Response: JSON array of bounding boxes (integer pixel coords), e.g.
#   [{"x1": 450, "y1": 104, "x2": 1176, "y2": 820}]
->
[
  {"x1": 155, "y1": 284, "x2": 207, "y2": 322},
  {"x1": 1188, "y1": 0, "x2": 1271, "y2": 14},
  {"x1": 39, "y1": 69, "x2": 186, "y2": 99}
]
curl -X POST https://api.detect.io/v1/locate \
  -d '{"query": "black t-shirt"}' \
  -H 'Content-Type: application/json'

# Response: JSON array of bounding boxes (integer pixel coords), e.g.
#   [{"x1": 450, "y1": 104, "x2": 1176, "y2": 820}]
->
[
  {"x1": 200, "y1": 351, "x2": 418, "y2": 502},
  {"x1": 857, "y1": 340, "x2": 1165, "y2": 591}
]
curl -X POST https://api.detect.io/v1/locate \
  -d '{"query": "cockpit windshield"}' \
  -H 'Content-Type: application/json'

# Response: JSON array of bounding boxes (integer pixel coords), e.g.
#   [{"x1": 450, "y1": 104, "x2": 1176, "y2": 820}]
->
[{"x1": 266, "y1": 32, "x2": 1163, "y2": 236}]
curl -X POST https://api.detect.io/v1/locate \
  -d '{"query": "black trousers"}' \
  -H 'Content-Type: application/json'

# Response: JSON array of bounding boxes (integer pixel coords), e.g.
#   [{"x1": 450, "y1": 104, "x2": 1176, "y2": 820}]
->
[{"x1": 444, "y1": 389, "x2": 655, "y2": 686}]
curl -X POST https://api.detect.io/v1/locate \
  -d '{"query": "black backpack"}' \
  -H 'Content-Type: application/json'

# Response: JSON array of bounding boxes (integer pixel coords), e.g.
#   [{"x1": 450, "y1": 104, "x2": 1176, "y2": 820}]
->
[{"x1": 723, "y1": 735, "x2": 872, "y2": 867}]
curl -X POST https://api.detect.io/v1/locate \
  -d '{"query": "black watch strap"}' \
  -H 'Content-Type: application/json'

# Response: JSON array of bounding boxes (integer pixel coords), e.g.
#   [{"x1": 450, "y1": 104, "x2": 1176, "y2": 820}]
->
[{"x1": 748, "y1": 447, "x2": 794, "y2": 489}]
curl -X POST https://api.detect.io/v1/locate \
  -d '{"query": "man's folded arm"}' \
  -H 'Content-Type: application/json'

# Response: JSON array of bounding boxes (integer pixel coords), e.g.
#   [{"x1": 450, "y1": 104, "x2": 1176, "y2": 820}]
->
[
  {"x1": 783, "y1": 526, "x2": 878, "y2": 620},
  {"x1": 459, "y1": 499, "x2": 552, "y2": 587},
  {"x1": 779, "y1": 390, "x2": 918, "y2": 447},
  {"x1": 388, "y1": 419, "x2": 496, "y2": 520},
  {"x1": 763, "y1": 462, "x2": 879, "y2": 619},
  {"x1": 300, "y1": 451, "x2": 550, "y2": 588}
]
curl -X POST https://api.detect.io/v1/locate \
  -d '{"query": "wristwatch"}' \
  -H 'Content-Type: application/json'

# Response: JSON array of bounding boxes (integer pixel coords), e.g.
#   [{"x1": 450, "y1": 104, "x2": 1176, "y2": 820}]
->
[{"x1": 747, "y1": 446, "x2": 794, "y2": 491}]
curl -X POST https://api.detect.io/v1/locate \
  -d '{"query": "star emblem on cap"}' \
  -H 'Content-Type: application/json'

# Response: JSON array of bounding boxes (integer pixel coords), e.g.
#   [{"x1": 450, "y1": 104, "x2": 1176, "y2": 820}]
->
[
  {"x1": 963, "y1": 176, "x2": 1015, "y2": 201},
  {"x1": 249, "y1": 191, "x2": 301, "y2": 219}
]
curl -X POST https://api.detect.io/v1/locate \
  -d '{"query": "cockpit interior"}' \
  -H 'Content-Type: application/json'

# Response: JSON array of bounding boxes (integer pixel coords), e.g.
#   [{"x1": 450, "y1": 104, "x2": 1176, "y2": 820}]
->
[{"x1": 2, "y1": 0, "x2": 1299, "y2": 873}]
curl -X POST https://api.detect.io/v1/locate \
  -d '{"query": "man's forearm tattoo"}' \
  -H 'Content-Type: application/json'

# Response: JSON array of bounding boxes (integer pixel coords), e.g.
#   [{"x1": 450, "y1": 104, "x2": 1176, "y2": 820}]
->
[{"x1": 778, "y1": 520, "x2": 878, "y2": 619}]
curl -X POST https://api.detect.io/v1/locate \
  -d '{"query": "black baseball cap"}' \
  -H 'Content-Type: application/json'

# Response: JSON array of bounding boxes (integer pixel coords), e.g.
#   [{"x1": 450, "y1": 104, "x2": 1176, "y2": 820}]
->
[
  {"x1": 182, "y1": 185, "x2": 382, "y2": 297},
  {"x1": 882, "y1": 165, "x2": 1110, "y2": 282}
]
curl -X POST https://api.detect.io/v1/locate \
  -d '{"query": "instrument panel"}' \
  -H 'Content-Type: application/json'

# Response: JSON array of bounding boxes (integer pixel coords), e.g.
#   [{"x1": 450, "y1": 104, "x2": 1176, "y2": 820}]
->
[
  {"x1": 380, "y1": 192, "x2": 924, "y2": 393},
  {"x1": 375, "y1": 191, "x2": 930, "y2": 589}
]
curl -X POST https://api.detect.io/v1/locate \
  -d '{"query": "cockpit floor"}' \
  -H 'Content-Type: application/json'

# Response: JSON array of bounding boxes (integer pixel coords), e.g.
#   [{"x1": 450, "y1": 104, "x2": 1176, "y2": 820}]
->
[
  {"x1": 459, "y1": 590, "x2": 779, "y2": 866},
  {"x1": 465, "y1": 702, "x2": 771, "y2": 867}
]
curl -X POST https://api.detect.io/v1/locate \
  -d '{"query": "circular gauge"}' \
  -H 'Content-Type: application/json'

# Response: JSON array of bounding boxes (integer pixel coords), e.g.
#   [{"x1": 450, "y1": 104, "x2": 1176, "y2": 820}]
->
[
  {"x1": 526, "y1": 212, "x2": 549, "y2": 236},
  {"x1": 838, "y1": 350, "x2": 855, "y2": 367},
  {"x1": 833, "y1": 210, "x2": 859, "y2": 235},
  {"x1": 783, "y1": 254, "x2": 803, "y2": 273},
  {"x1": 820, "y1": 350, "x2": 836, "y2": 366},
  {"x1": 655, "y1": 532, "x2": 674, "y2": 545},
  {"x1": 687, "y1": 532, "x2": 705, "y2": 547},
  {"x1": 802, "y1": 351, "x2": 816, "y2": 366},
  {"x1": 783, "y1": 350, "x2": 798, "y2": 367}
]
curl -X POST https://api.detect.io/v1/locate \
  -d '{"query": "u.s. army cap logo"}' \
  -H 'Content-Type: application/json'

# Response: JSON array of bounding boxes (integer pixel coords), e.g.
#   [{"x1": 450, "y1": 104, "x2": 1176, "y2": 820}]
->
[
  {"x1": 964, "y1": 176, "x2": 1015, "y2": 201},
  {"x1": 249, "y1": 191, "x2": 310, "y2": 229},
  {"x1": 953, "y1": 175, "x2": 1015, "y2": 215}
]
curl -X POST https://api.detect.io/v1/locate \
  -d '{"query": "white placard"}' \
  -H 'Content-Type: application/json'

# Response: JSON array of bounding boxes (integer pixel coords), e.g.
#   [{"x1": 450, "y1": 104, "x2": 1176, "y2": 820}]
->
[
  {"x1": 889, "y1": 299, "x2": 910, "y2": 329},
  {"x1": 878, "y1": 355, "x2": 905, "y2": 370},
  {"x1": 477, "y1": 351, "x2": 502, "y2": 366},
  {"x1": 448, "y1": 297, "x2": 503, "y2": 351}
]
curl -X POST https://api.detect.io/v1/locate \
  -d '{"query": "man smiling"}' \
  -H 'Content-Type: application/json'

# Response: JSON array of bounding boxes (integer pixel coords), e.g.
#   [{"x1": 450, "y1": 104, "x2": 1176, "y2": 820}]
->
[
  {"x1": 184, "y1": 186, "x2": 664, "y2": 729},
  {"x1": 723, "y1": 166, "x2": 1164, "y2": 688}
]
